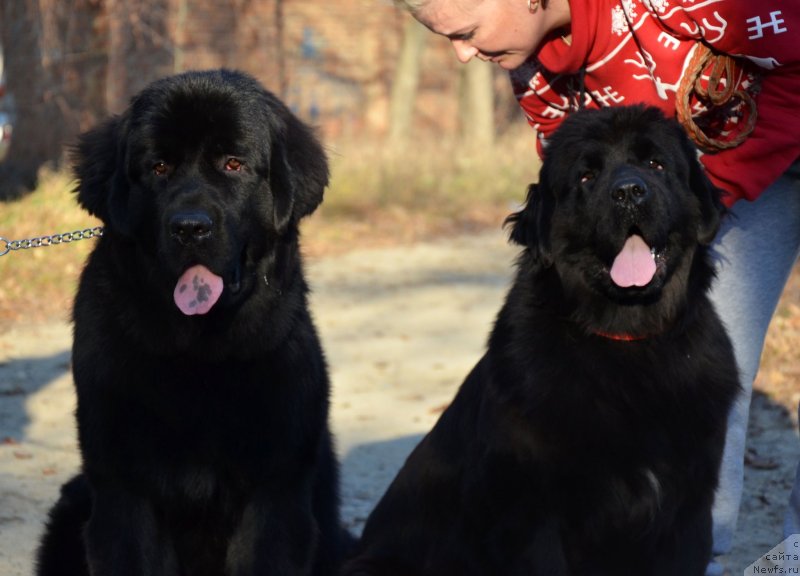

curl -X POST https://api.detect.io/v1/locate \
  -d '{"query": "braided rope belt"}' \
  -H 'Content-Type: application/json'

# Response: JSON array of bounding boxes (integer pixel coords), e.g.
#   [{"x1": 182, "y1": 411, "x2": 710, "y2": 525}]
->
[{"x1": 676, "y1": 44, "x2": 758, "y2": 152}]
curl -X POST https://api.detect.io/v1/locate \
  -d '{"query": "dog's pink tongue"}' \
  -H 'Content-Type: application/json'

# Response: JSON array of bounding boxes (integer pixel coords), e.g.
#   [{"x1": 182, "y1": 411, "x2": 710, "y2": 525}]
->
[
  {"x1": 173, "y1": 265, "x2": 223, "y2": 315},
  {"x1": 610, "y1": 235, "x2": 656, "y2": 288}
]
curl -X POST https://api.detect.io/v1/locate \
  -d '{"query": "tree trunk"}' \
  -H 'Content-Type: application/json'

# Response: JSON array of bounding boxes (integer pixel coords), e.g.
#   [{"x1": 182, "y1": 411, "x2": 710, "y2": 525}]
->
[
  {"x1": 0, "y1": 0, "x2": 106, "y2": 200},
  {"x1": 105, "y1": 0, "x2": 173, "y2": 114},
  {"x1": 458, "y1": 59, "x2": 495, "y2": 152},
  {"x1": 274, "y1": 0, "x2": 288, "y2": 100},
  {"x1": 388, "y1": 17, "x2": 426, "y2": 145}
]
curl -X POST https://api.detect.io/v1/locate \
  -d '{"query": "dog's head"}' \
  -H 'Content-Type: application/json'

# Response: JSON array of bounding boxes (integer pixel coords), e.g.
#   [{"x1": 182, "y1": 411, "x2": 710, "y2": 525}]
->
[
  {"x1": 507, "y1": 106, "x2": 724, "y2": 334},
  {"x1": 72, "y1": 69, "x2": 328, "y2": 316}
]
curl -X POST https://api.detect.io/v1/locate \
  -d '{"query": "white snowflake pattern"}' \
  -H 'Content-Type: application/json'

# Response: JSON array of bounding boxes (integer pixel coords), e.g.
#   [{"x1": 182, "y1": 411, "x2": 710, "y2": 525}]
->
[
  {"x1": 622, "y1": 0, "x2": 638, "y2": 20},
  {"x1": 611, "y1": 6, "x2": 630, "y2": 36},
  {"x1": 642, "y1": 0, "x2": 670, "y2": 13}
]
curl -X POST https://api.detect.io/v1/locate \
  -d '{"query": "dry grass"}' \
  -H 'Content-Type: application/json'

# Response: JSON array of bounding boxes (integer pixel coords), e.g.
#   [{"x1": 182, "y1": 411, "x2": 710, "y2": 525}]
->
[
  {"x1": 758, "y1": 269, "x2": 800, "y2": 409},
  {"x1": 0, "y1": 128, "x2": 540, "y2": 327},
  {"x1": 0, "y1": 169, "x2": 100, "y2": 327},
  {"x1": 302, "y1": 125, "x2": 540, "y2": 255}
]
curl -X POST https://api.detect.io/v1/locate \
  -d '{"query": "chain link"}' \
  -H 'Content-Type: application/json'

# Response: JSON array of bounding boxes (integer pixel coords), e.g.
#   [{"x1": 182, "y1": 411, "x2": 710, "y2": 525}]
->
[{"x1": 0, "y1": 226, "x2": 104, "y2": 257}]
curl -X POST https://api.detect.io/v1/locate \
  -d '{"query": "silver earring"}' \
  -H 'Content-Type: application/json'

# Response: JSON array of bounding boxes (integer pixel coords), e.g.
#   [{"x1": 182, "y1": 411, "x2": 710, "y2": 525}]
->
[{"x1": 528, "y1": 0, "x2": 540, "y2": 13}]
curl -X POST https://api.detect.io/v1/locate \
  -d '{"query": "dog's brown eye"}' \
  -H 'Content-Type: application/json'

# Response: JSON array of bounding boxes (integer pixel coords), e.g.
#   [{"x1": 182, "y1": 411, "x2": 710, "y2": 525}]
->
[
  {"x1": 225, "y1": 158, "x2": 244, "y2": 172},
  {"x1": 153, "y1": 162, "x2": 169, "y2": 177},
  {"x1": 580, "y1": 172, "x2": 595, "y2": 184},
  {"x1": 649, "y1": 159, "x2": 664, "y2": 171}
]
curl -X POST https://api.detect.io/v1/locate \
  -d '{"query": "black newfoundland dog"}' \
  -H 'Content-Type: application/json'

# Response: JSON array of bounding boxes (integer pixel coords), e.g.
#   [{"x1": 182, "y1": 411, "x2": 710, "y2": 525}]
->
[
  {"x1": 35, "y1": 70, "x2": 349, "y2": 576},
  {"x1": 343, "y1": 106, "x2": 740, "y2": 576}
]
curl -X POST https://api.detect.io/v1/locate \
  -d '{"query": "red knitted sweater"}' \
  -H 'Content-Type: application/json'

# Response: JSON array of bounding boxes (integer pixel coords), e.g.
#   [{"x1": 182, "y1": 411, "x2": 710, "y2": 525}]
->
[{"x1": 511, "y1": 0, "x2": 800, "y2": 204}]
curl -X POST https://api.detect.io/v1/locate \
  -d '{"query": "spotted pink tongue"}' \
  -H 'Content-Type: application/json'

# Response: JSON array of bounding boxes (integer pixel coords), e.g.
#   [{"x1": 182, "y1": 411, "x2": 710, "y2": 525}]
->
[
  {"x1": 173, "y1": 265, "x2": 224, "y2": 315},
  {"x1": 610, "y1": 235, "x2": 656, "y2": 288}
]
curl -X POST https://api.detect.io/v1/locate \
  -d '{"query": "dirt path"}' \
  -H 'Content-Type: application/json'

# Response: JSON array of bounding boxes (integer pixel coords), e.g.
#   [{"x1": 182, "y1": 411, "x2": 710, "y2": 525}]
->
[{"x1": 1, "y1": 230, "x2": 798, "y2": 574}]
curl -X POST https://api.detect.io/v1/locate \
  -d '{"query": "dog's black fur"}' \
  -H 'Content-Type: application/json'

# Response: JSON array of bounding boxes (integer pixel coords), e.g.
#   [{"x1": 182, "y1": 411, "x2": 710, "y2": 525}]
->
[
  {"x1": 35, "y1": 69, "x2": 349, "y2": 576},
  {"x1": 342, "y1": 106, "x2": 740, "y2": 576}
]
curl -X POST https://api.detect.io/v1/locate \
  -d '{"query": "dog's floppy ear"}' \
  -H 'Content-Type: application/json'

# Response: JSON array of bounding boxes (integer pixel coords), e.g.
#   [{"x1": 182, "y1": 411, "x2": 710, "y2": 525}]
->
[
  {"x1": 688, "y1": 152, "x2": 725, "y2": 245},
  {"x1": 268, "y1": 109, "x2": 329, "y2": 233},
  {"x1": 505, "y1": 182, "x2": 553, "y2": 267},
  {"x1": 72, "y1": 114, "x2": 137, "y2": 236}
]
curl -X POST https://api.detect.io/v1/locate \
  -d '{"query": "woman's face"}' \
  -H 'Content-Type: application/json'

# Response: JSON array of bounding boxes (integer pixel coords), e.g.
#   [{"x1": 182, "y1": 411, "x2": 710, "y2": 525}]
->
[{"x1": 414, "y1": 0, "x2": 570, "y2": 70}]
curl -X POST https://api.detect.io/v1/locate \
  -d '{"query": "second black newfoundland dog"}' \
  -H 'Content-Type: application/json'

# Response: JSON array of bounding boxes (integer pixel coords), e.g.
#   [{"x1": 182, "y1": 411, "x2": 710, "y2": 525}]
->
[
  {"x1": 35, "y1": 70, "x2": 349, "y2": 575},
  {"x1": 343, "y1": 106, "x2": 740, "y2": 575}
]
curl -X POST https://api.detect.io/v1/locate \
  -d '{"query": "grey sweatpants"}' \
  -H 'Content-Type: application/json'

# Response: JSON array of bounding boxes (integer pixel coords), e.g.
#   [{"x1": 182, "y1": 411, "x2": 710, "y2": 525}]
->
[{"x1": 707, "y1": 161, "x2": 800, "y2": 575}]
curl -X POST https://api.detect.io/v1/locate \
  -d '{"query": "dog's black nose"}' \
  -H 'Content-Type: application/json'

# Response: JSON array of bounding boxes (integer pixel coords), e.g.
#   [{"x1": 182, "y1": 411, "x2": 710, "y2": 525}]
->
[
  {"x1": 169, "y1": 211, "x2": 213, "y2": 245},
  {"x1": 611, "y1": 176, "x2": 649, "y2": 205}
]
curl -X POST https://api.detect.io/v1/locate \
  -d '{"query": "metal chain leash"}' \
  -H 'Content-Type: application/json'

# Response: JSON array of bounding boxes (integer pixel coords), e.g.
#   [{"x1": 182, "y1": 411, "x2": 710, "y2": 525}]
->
[{"x1": 0, "y1": 226, "x2": 104, "y2": 257}]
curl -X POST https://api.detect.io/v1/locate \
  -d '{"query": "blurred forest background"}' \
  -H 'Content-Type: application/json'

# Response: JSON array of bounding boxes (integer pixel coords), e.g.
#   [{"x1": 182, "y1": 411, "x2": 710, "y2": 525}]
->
[{"x1": 0, "y1": 0, "x2": 533, "y2": 199}]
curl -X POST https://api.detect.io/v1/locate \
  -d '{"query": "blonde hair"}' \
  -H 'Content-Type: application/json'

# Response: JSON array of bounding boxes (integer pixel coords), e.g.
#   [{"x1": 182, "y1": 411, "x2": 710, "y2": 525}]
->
[
  {"x1": 395, "y1": 0, "x2": 550, "y2": 15},
  {"x1": 394, "y1": 0, "x2": 428, "y2": 13}
]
